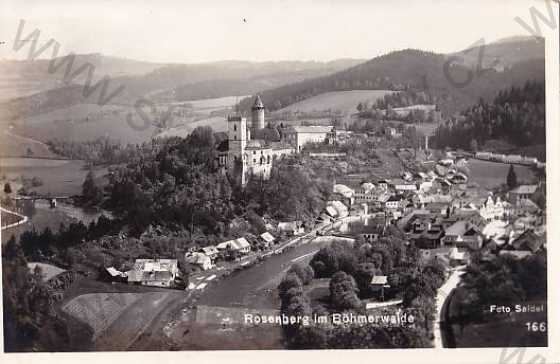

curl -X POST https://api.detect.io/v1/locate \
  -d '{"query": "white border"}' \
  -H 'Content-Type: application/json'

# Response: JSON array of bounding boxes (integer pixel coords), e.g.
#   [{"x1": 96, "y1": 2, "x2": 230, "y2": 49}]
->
[{"x1": 1, "y1": 1, "x2": 559, "y2": 363}]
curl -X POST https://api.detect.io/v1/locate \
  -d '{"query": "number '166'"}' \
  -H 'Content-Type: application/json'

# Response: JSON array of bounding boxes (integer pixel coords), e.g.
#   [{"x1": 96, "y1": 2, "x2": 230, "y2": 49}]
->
[{"x1": 525, "y1": 322, "x2": 546, "y2": 332}]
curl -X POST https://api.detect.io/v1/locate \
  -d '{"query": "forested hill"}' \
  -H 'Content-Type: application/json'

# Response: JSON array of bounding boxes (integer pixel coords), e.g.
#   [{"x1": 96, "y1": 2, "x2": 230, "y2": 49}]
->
[
  {"x1": 432, "y1": 81, "x2": 545, "y2": 153},
  {"x1": 238, "y1": 38, "x2": 545, "y2": 116}
]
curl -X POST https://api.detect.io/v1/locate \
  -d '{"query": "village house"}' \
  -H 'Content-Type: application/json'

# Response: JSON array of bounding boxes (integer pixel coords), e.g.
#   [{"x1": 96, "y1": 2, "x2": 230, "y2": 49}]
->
[
  {"x1": 510, "y1": 185, "x2": 538, "y2": 201},
  {"x1": 347, "y1": 215, "x2": 386, "y2": 243},
  {"x1": 514, "y1": 198, "x2": 541, "y2": 216},
  {"x1": 216, "y1": 237, "x2": 251, "y2": 254},
  {"x1": 377, "y1": 179, "x2": 390, "y2": 190},
  {"x1": 419, "y1": 246, "x2": 469, "y2": 267},
  {"x1": 354, "y1": 182, "x2": 378, "y2": 203},
  {"x1": 283, "y1": 125, "x2": 335, "y2": 152},
  {"x1": 278, "y1": 221, "x2": 305, "y2": 236},
  {"x1": 200, "y1": 245, "x2": 219, "y2": 261},
  {"x1": 186, "y1": 252, "x2": 214, "y2": 271},
  {"x1": 385, "y1": 195, "x2": 406, "y2": 211},
  {"x1": 405, "y1": 214, "x2": 445, "y2": 249},
  {"x1": 384, "y1": 126, "x2": 402, "y2": 138},
  {"x1": 498, "y1": 250, "x2": 533, "y2": 260},
  {"x1": 390, "y1": 179, "x2": 418, "y2": 192},
  {"x1": 126, "y1": 259, "x2": 179, "y2": 288},
  {"x1": 479, "y1": 195, "x2": 509, "y2": 221},
  {"x1": 442, "y1": 220, "x2": 483, "y2": 250},
  {"x1": 510, "y1": 229, "x2": 545, "y2": 253},
  {"x1": 370, "y1": 275, "x2": 389, "y2": 300},
  {"x1": 259, "y1": 232, "x2": 276, "y2": 248}
]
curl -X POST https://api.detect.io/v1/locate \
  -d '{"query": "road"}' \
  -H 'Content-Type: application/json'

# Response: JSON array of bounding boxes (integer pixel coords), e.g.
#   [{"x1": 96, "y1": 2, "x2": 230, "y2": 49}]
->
[
  {"x1": 0, "y1": 206, "x2": 29, "y2": 231},
  {"x1": 433, "y1": 266, "x2": 465, "y2": 348}
]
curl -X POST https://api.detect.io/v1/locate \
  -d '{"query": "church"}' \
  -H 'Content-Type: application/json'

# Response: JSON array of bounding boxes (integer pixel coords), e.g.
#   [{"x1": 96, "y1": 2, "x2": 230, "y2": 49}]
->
[{"x1": 217, "y1": 95, "x2": 334, "y2": 185}]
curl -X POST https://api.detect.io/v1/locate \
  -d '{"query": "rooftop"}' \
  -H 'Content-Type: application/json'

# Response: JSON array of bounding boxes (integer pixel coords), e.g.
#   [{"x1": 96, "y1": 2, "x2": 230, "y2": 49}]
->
[
  {"x1": 286, "y1": 125, "x2": 334, "y2": 134},
  {"x1": 511, "y1": 185, "x2": 538, "y2": 195},
  {"x1": 253, "y1": 95, "x2": 264, "y2": 109}
]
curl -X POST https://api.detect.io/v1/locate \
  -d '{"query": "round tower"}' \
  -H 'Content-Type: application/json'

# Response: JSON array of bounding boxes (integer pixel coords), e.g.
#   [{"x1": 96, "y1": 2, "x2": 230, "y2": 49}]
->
[{"x1": 251, "y1": 95, "x2": 265, "y2": 131}]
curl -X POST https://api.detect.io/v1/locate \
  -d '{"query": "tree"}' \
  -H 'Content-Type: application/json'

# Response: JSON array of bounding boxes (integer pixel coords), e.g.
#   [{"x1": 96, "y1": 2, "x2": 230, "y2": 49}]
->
[
  {"x1": 278, "y1": 273, "x2": 303, "y2": 302},
  {"x1": 470, "y1": 139, "x2": 478, "y2": 152},
  {"x1": 353, "y1": 262, "x2": 379, "y2": 297},
  {"x1": 287, "y1": 264, "x2": 315, "y2": 285},
  {"x1": 82, "y1": 170, "x2": 102, "y2": 204},
  {"x1": 4, "y1": 182, "x2": 12, "y2": 194},
  {"x1": 506, "y1": 164, "x2": 518, "y2": 190},
  {"x1": 329, "y1": 271, "x2": 361, "y2": 310}
]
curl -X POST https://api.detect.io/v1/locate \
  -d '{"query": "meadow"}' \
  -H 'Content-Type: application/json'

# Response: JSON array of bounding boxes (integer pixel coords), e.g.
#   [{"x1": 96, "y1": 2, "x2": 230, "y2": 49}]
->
[
  {"x1": 467, "y1": 159, "x2": 537, "y2": 189},
  {"x1": 0, "y1": 157, "x2": 107, "y2": 196},
  {"x1": 276, "y1": 90, "x2": 395, "y2": 114}
]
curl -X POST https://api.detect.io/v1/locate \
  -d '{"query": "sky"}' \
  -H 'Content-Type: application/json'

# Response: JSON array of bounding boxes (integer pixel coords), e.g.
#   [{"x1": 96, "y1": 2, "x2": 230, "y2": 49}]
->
[{"x1": 0, "y1": 0, "x2": 551, "y2": 63}]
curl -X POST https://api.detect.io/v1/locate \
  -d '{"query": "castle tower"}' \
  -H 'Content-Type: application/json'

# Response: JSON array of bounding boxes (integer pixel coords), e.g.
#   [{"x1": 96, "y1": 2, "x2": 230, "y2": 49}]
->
[
  {"x1": 251, "y1": 95, "x2": 265, "y2": 132},
  {"x1": 227, "y1": 115, "x2": 248, "y2": 184}
]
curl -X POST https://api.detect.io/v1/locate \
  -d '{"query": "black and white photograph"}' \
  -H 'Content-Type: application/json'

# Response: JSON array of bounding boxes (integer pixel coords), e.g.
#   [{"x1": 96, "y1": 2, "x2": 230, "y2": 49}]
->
[{"x1": 0, "y1": 0, "x2": 558, "y2": 360}]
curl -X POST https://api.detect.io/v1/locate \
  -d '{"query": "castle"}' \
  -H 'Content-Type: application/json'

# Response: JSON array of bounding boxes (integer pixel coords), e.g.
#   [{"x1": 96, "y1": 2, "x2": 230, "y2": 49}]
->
[{"x1": 217, "y1": 95, "x2": 334, "y2": 185}]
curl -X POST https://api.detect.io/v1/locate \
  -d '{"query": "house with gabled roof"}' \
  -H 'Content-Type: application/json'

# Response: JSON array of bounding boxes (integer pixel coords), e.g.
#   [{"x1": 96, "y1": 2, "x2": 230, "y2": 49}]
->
[
  {"x1": 442, "y1": 220, "x2": 483, "y2": 250},
  {"x1": 510, "y1": 230, "x2": 545, "y2": 253},
  {"x1": 126, "y1": 259, "x2": 179, "y2": 288}
]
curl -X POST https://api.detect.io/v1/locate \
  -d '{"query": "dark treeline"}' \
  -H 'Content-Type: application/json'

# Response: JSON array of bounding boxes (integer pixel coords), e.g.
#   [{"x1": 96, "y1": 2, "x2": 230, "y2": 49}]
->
[
  {"x1": 46, "y1": 137, "x2": 140, "y2": 165},
  {"x1": 433, "y1": 81, "x2": 545, "y2": 150},
  {"x1": 454, "y1": 252, "x2": 547, "y2": 323}
]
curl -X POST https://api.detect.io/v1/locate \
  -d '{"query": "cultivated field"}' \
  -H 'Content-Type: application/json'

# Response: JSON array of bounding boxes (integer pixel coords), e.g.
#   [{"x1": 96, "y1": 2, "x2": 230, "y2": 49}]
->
[
  {"x1": 62, "y1": 293, "x2": 143, "y2": 339},
  {"x1": 276, "y1": 90, "x2": 395, "y2": 114}
]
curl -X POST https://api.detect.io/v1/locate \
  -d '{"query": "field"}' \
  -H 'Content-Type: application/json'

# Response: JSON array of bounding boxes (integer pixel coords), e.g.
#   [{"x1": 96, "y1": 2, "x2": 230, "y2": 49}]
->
[
  {"x1": 0, "y1": 128, "x2": 57, "y2": 158},
  {"x1": 392, "y1": 104, "x2": 436, "y2": 116},
  {"x1": 2, "y1": 95, "x2": 241, "y2": 152},
  {"x1": 467, "y1": 159, "x2": 537, "y2": 189},
  {"x1": 0, "y1": 157, "x2": 107, "y2": 196},
  {"x1": 27, "y1": 262, "x2": 66, "y2": 281},
  {"x1": 155, "y1": 116, "x2": 227, "y2": 139},
  {"x1": 388, "y1": 119, "x2": 441, "y2": 136},
  {"x1": 13, "y1": 104, "x2": 154, "y2": 145},
  {"x1": 276, "y1": 90, "x2": 395, "y2": 114},
  {"x1": 62, "y1": 293, "x2": 144, "y2": 339}
]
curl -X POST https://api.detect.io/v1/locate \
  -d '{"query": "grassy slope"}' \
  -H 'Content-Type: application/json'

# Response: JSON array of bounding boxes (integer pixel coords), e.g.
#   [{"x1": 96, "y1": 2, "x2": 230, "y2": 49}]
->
[{"x1": 275, "y1": 90, "x2": 394, "y2": 114}]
